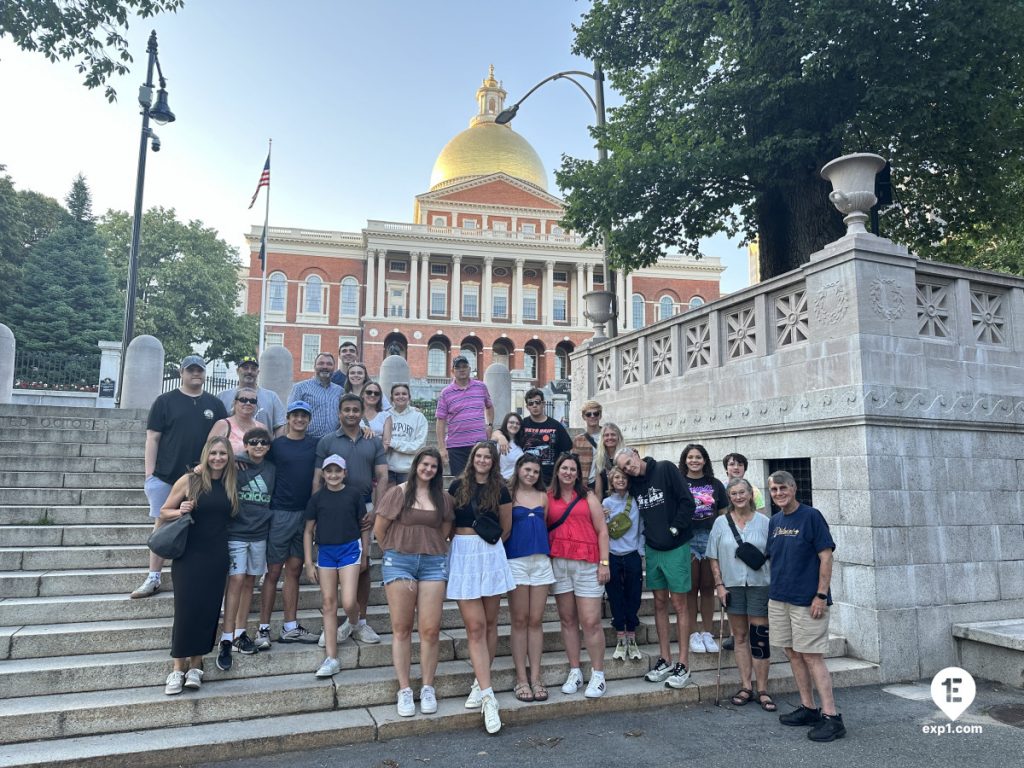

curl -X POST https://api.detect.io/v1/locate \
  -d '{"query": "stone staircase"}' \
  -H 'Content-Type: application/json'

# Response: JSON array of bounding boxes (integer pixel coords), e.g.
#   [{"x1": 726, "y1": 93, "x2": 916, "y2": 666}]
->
[{"x1": 0, "y1": 403, "x2": 880, "y2": 768}]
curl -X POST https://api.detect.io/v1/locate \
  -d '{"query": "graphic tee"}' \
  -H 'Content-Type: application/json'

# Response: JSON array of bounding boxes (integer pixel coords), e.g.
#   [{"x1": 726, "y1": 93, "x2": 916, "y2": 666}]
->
[{"x1": 520, "y1": 417, "x2": 572, "y2": 484}]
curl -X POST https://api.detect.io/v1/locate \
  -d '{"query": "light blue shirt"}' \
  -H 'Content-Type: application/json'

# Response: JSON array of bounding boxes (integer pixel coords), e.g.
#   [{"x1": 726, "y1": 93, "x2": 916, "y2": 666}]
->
[
  {"x1": 288, "y1": 378, "x2": 344, "y2": 439},
  {"x1": 603, "y1": 493, "x2": 644, "y2": 555},
  {"x1": 707, "y1": 511, "x2": 771, "y2": 588}
]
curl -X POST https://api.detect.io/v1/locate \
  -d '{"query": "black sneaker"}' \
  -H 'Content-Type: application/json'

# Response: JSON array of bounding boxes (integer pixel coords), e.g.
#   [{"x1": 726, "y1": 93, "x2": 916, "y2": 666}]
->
[
  {"x1": 722, "y1": 636, "x2": 735, "y2": 651},
  {"x1": 779, "y1": 705, "x2": 822, "y2": 726},
  {"x1": 216, "y1": 640, "x2": 233, "y2": 671},
  {"x1": 234, "y1": 631, "x2": 258, "y2": 655},
  {"x1": 808, "y1": 713, "x2": 846, "y2": 742}
]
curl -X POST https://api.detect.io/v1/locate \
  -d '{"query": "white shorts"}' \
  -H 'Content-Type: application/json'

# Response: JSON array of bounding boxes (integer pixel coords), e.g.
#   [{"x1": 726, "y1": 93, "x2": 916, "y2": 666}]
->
[
  {"x1": 507, "y1": 553, "x2": 555, "y2": 587},
  {"x1": 550, "y1": 557, "x2": 604, "y2": 598},
  {"x1": 446, "y1": 534, "x2": 515, "y2": 600}
]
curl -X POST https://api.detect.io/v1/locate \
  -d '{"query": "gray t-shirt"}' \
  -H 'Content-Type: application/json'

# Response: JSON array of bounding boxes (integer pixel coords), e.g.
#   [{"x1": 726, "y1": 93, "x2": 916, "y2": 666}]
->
[
  {"x1": 219, "y1": 387, "x2": 286, "y2": 433},
  {"x1": 315, "y1": 430, "x2": 387, "y2": 499},
  {"x1": 229, "y1": 458, "x2": 276, "y2": 541}
]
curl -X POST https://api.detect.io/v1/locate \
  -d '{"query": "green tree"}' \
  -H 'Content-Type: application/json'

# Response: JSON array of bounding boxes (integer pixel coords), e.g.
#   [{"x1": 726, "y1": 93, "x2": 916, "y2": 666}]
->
[
  {"x1": 17, "y1": 189, "x2": 74, "y2": 252},
  {"x1": 98, "y1": 207, "x2": 258, "y2": 364},
  {"x1": 0, "y1": 169, "x2": 27, "y2": 317},
  {"x1": 0, "y1": 0, "x2": 184, "y2": 101},
  {"x1": 65, "y1": 174, "x2": 95, "y2": 226},
  {"x1": 558, "y1": 0, "x2": 1024, "y2": 279}
]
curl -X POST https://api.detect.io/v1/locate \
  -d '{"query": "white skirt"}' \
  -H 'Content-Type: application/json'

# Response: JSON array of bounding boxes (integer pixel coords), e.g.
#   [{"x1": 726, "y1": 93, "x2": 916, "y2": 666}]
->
[{"x1": 446, "y1": 534, "x2": 516, "y2": 600}]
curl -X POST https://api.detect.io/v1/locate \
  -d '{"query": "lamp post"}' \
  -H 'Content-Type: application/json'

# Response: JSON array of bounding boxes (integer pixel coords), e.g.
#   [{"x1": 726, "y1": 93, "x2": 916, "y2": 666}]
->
[
  {"x1": 116, "y1": 30, "x2": 175, "y2": 406},
  {"x1": 496, "y1": 66, "x2": 618, "y2": 339}
]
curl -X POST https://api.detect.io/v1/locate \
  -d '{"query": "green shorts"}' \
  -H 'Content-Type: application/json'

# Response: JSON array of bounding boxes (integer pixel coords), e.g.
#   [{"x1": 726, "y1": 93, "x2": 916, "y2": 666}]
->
[{"x1": 645, "y1": 542, "x2": 692, "y2": 594}]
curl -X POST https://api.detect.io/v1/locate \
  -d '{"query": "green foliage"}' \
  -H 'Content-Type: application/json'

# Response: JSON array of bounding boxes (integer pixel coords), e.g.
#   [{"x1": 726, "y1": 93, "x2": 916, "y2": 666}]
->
[
  {"x1": 560, "y1": 0, "x2": 1024, "y2": 279},
  {"x1": 65, "y1": 174, "x2": 95, "y2": 225},
  {"x1": 0, "y1": 171, "x2": 27, "y2": 313},
  {"x1": 17, "y1": 189, "x2": 74, "y2": 252},
  {"x1": 97, "y1": 207, "x2": 258, "y2": 363},
  {"x1": 0, "y1": 0, "x2": 184, "y2": 101}
]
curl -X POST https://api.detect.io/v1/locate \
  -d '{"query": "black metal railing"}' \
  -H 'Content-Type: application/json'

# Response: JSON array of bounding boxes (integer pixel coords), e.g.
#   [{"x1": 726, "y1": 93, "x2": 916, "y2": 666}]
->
[
  {"x1": 13, "y1": 350, "x2": 101, "y2": 392},
  {"x1": 161, "y1": 374, "x2": 238, "y2": 395}
]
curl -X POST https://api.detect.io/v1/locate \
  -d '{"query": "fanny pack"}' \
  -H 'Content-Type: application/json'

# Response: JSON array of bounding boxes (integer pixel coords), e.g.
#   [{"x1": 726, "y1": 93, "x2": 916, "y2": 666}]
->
[{"x1": 726, "y1": 513, "x2": 766, "y2": 571}]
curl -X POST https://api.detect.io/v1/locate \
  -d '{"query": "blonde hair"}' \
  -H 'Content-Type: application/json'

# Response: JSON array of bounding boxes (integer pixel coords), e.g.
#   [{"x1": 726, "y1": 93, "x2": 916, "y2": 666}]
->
[
  {"x1": 580, "y1": 399, "x2": 602, "y2": 415},
  {"x1": 594, "y1": 422, "x2": 624, "y2": 474},
  {"x1": 187, "y1": 436, "x2": 240, "y2": 517}
]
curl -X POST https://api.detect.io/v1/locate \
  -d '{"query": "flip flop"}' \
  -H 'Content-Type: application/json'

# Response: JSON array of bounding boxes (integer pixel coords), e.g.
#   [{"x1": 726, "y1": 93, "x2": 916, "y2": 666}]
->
[
  {"x1": 730, "y1": 687, "x2": 754, "y2": 706},
  {"x1": 757, "y1": 691, "x2": 777, "y2": 712},
  {"x1": 515, "y1": 682, "x2": 535, "y2": 702},
  {"x1": 531, "y1": 682, "x2": 548, "y2": 701}
]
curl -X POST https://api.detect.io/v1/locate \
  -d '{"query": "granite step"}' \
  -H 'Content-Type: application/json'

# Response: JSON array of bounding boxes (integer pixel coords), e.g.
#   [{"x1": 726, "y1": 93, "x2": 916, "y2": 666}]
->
[
  {"x1": 0, "y1": 428, "x2": 144, "y2": 447},
  {"x1": 0, "y1": 525, "x2": 154, "y2": 547},
  {"x1": 0, "y1": 457, "x2": 144, "y2": 473},
  {"x1": 0, "y1": 489, "x2": 148, "y2": 506},
  {"x1": 0, "y1": 471, "x2": 144, "y2": 489},
  {"x1": 0, "y1": 508, "x2": 146, "y2": 526},
  {"x1": 0, "y1": 442, "x2": 139, "y2": 459}
]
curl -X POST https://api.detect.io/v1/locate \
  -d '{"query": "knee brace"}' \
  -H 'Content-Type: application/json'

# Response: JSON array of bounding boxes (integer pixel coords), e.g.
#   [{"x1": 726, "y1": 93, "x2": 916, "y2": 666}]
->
[{"x1": 750, "y1": 624, "x2": 771, "y2": 659}]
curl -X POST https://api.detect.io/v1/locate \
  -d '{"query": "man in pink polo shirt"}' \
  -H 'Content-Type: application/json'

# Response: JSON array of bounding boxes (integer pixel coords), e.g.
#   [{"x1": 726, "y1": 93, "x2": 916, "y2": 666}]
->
[{"x1": 435, "y1": 355, "x2": 494, "y2": 476}]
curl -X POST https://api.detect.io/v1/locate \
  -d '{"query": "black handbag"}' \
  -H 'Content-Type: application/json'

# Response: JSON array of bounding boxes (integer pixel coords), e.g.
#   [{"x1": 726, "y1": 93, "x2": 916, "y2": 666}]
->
[
  {"x1": 147, "y1": 513, "x2": 194, "y2": 560},
  {"x1": 470, "y1": 496, "x2": 503, "y2": 545},
  {"x1": 725, "y1": 513, "x2": 766, "y2": 571}
]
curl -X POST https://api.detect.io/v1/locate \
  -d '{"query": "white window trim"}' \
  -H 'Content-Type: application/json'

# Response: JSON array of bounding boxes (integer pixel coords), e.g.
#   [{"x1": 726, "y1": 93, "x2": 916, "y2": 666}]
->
[
  {"x1": 389, "y1": 260, "x2": 408, "y2": 273},
  {"x1": 297, "y1": 275, "x2": 329, "y2": 324},
  {"x1": 658, "y1": 295, "x2": 676, "y2": 321},
  {"x1": 492, "y1": 285, "x2": 509, "y2": 319},
  {"x1": 522, "y1": 287, "x2": 539, "y2": 321},
  {"x1": 553, "y1": 287, "x2": 568, "y2": 323},
  {"x1": 300, "y1": 334, "x2": 322, "y2": 371},
  {"x1": 429, "y1": 279, "x2": 448, "y2": 317},
  {"x1": 265, "y1": 332, "x2": 284, "y2": 347},
  {"x1": 431, "y1": 216, "x2": 447, "y2": 226},
  {"x1": 462, "y1": 219, "x2": 478, "y2": 229},
  {"x1": 430, "y1": 263, "x2": 448, "y2": 276},
  {"x1": 266, "y1": 272, "x2": 287, "y2": 318},
  {"x1": 339, "y1": 276, "x2": 359, "y2": 320},
  {"x1": 387, "y1": 281, "x2": 408, "y2": 318},
  {"x1": 461, "y1": 281, "x2": 480, "y2": 318},
  {"x1": 427, "y1": 344, "x2": 447, "y2": 377}
]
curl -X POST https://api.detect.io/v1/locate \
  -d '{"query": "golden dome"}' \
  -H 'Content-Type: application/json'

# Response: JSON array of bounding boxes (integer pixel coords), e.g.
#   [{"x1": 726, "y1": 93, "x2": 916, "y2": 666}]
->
[{"x1": 429, "y1": 67, "x2": 549, "y2": 192}]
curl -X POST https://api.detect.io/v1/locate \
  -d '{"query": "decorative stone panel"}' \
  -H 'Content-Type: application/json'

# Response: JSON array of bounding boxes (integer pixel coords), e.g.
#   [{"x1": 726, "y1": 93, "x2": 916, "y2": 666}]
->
[
  {"x1": 620, "y1": 343, "x2": 640, "y2": 386},
  {"x1": 684, "y1": 320, "x2": 711, "y2": 370},
  {"x1": 970, "y1": 287, "x2": 1006, "y2": 345},
  {"x1": 650, "y1": 333, "x2": 673, "y2": 379},
  {"x1": 916, "y1": 279, "x2": 951, "y2": 339},
  {"x1": 594, "y1": 351, "x2": 613, "y2": 393},
  {"x1": 725, "y1": 303, "x2": 757, "y2": 359},
  {"x1": 774, "y1": 288, "x2": 809, "y2": 348}
]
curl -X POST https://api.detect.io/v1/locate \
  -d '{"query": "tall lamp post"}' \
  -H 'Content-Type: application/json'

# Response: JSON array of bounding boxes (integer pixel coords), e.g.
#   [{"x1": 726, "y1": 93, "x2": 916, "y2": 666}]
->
[
  {"x1": 495, "y1": 66, "x2": 617, "y2": 339},
  {"x1": 116, "y1": 30, "x2": 176, "y2": 406}
]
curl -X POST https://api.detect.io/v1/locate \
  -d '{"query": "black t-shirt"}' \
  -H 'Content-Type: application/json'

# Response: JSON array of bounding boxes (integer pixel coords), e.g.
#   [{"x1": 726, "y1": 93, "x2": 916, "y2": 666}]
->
[
  {"x1": 684, "y1": 475, "x2": 729, "y2": 530},
  {"x1": 269, "y1": 435, "x2": 318, "y2": 511},
  {"x1": 147, "y1": 390, "x2": 227, "y2": 484},
  {"x1": 448, "y1": 478, "x2": 511, "y2": 529},
  {"x1": 520, "y1": 416, "x2": 573, "y2": 484},
  {"x1": 304, "y1": 485, "x2": 365, "y2": 545}
]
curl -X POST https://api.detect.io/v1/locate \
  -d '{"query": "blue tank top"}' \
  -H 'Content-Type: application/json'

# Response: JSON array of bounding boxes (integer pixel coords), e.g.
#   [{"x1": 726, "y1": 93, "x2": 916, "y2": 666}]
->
[{"x1": 504, "y1": 504, "x2": 550, "y2": 559}]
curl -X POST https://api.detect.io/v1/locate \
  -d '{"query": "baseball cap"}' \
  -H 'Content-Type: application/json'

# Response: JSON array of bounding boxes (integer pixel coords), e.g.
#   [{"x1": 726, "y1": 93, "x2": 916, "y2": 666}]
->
[
  {"x1": 180, "y1": 355, "x2": 206, "y2": 370},
  {"x1": 238, "y1": 355, "x2": 259, "y2": 367},
  {"x1": 287, "y1": 400, "x2": 312, "y2": 415},
  {"x1": 322, "y1": 454, "x2": 347, "y2": 470},
  {"x1": 452, "y1": 355, "x2": 470, "y2": 367}
]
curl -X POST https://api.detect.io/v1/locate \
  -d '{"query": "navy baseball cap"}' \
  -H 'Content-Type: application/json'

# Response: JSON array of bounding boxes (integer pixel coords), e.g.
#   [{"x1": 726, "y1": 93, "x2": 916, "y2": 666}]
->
[{"x1": 287, "y1": 400, "x2": 312, "y2": 415}]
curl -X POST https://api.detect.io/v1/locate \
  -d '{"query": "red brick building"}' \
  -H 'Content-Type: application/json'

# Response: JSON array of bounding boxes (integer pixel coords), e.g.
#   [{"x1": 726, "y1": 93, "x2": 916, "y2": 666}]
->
[{"x1": 243, "y1": 68, "x2": 723, "y2": 389}]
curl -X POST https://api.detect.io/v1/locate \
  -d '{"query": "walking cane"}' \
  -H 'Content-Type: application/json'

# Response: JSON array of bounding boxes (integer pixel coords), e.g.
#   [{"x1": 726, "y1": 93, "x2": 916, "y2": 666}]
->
[{"x1": 714, "y1": 593, "x2": 726, "y2": 706}]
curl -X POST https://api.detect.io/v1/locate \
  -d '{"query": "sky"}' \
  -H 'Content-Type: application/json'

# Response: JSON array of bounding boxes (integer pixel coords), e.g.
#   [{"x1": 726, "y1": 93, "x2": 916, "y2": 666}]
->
[{"x1": 0, "y1": 0, "x2": 749, "y2": 292}]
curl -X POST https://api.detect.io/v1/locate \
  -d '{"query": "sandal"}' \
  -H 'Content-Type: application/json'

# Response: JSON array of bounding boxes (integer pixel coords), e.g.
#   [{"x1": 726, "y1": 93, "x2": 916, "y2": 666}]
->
[
  {"x1": 757, "y1": 691, "x2": 777, "y2": 712},
  {"x1": 531, "y1": 682, "x2": 548, "y2": 701},
  {"x1": 730, "y1": 688, "x2": 754, "y2": 706},
  {"x1": 515, "y1": 682, "x2": 535, "y2": 702}
]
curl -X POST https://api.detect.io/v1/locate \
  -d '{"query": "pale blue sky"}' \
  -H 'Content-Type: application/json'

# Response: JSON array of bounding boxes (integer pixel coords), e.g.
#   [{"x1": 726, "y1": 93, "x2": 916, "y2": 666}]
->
[{"x1": 0, "y1": 0, "x2": 748, "y2": 291}]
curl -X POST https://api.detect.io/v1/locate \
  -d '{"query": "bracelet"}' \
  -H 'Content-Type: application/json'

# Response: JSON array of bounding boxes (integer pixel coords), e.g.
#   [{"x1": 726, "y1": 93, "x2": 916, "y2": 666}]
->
[{"x1": 715, "y1": 582, "x2": 723, "y2": 587}]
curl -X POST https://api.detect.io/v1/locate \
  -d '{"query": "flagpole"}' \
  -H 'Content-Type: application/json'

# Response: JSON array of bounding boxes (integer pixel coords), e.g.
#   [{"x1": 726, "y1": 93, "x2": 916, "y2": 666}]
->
[{"x1": 257, "y1": 138, "x2": 272, "y2": 354}]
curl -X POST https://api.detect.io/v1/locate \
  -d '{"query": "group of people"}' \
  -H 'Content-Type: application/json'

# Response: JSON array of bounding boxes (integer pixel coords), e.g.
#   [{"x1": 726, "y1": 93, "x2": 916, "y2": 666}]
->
[{"x1": 138, "y1": 345, "x2": 845, "y2": 743}]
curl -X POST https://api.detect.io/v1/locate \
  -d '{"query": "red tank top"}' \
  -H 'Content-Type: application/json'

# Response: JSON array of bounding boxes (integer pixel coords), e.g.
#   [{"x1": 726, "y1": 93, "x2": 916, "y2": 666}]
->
[{"x1": 547, "y1": 492, "x2": 599, "y2": 563}]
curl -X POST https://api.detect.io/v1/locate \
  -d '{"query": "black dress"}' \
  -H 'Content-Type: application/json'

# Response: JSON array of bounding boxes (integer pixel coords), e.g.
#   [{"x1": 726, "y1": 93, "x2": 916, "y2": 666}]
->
[{"x1": 170, "y1": 477, "x2": 231, "y2": 658}]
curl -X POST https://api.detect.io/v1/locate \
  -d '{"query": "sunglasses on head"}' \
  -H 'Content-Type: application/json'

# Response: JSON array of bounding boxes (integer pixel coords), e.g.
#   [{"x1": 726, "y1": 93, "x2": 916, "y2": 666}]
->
[
  {"x1": 236, "y1": 397, "x2": 258, "y2": 405},
  {"x1": 584, "y1": 410, "x2": 601, "y2": 418},
  {"x1": 246, "y1": 439, "x2": 270, "y2": 446}
]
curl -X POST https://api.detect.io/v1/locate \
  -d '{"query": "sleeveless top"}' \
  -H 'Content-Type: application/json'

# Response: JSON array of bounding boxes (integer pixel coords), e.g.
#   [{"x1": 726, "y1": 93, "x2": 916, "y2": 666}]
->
[
  {"x1": 222, "y1": 416, "x2": 255, "y2": 456},
  {"x1": 546, "y1": 492, "x2": 598, "y2": 563},
  {"x1": 504, "y1": 504, "x2": 549, "y2": 559}
]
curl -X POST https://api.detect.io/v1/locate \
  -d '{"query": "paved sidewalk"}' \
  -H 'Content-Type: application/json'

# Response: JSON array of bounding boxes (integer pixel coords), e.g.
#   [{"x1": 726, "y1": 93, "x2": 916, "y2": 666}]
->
[{"x1": 198, "y1": 679, "x2": 1023, "y2": 768}]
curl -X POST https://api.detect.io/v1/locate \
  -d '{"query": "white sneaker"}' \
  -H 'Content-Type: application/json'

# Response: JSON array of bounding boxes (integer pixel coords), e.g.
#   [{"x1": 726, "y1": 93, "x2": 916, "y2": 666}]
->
[
  {"x1": 315, "y1": 657, "x2": 341, "y2": 678},
  {"x1": 164, "y1": 670, "x2": 184, "y2": 695},
  {"x1": 131, "y1": 575, "x2": 161, "y2": 599},
  {"x1": 338, "y1": 619, "x2": 353, "y2": 643},
  {"x1": 396, "y1": 687, "x2": 416, "y2": 717},
  {"x1": 665, "y1": 662, "x2": 691, "y2": 689},
  {"x1": 420, "y1": 685, "x2": 437, "y2": 714},
  {"x1": 689, "y1": 632, "x2": 707, "y2": 653},
  {"x1": 481, "y1": 693, "x2": 501, "y2": 734},
  {"x1": 584, "y1": 674, "x2": 606, "y2": 698},
  {"x1": 612, "y1": 637, "x2": 627, "y2": 660},
  {"x1": 352, "y1": 623, "x2": 381, "y2": 644},
  {"x1": 627, "y1": 636, "x2": 643, "y2": 660},
  {"x1": 183, "y1": 668, "x2": 203, "y2": 690},
  {"x1": 701, "y1": 631, "x2": 719, "y2": 653},
  {"x1": 561, "y1": 668, "x2": 584, "y2": 694},
  {"x1": 465, "y1": 679, "x2": 482, "y2": 708}
]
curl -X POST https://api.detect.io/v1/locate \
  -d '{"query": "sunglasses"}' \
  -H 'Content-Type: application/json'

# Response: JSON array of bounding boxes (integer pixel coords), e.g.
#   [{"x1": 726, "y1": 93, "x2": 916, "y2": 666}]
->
[
  {"x1": 246, "y1": 439, "x2": 270, "y2": 446},
  {"x1": 583, "y1": 411, "x2": 601, "y2": 418},
  {"x1": 364, "y1": 390, "x2": 381, "y2": 397},
  {"x1": 236, "y1": 397, "x2": 258, "y2": 405},
  {"x1": 526, "y1": 399, "x2": 543, "y2": 406}
]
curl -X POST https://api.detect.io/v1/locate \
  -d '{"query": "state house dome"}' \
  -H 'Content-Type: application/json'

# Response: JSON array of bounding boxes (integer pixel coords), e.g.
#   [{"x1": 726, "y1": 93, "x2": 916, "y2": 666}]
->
[{"x1": 429, "y1": 66, "x2": 549, "y2": 192}]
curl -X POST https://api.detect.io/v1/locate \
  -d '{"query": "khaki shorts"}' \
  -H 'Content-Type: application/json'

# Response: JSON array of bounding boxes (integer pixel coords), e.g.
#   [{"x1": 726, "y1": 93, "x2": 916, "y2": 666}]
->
[{"x1": 768, "y1": 599, "x2": 830, "y2": 654}]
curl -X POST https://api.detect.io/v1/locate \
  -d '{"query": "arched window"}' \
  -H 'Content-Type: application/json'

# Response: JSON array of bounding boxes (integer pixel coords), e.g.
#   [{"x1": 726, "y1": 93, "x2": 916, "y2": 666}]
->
[
  {"x1": 304, "y1": 275, "x2": 324, "y2": 314},
  {"x1": 492, "y1": 340, "x2": 513, "y2": 369},
  {"x1": 658, "y1": 296, "x2": 675, "y2": 321},
  {"x1": 427, "y1": 344, "x2": 447, "y2": 377},
  {"x1": 340, "y1": 276, "x2": 359, "y2": 317},
  {"x1": 631, "y1": 294, "x2": 645, "y2": 329},
  {"x1": 459, "y1": 347, "x2": 477, "y2": 375},
  {"x1": 524, "y1": 347, "x2": 539, "y2": 380},
  {"x1": 555, "y1": 348, "x2": 570, "y2": 380},
  {"x1": 268, "y1": 272, "x2": 287, "y2": 314},
  {"x1": 688, "y1": 296, "x2": 705, "y2": 310}
]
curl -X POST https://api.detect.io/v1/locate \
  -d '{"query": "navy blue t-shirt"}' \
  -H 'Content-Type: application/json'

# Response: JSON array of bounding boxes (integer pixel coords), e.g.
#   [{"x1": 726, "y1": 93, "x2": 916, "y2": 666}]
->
[
  {"x1": 268, "y1": 435, "x2": 318, "y2": 511},
  {"x1": 767, "y1": 503, "x2": 836, "y2": 606}
]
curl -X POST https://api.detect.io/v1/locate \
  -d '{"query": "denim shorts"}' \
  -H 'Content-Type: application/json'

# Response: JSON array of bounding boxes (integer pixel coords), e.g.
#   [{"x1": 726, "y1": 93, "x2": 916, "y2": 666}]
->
[
  {"x1": 228, "y1": 539, "x2": 268, "y2": 576},
  {"x1": 689, "y1": 528, "x2": 711, "y2": 560},
  {"x1": 318, "y1": 539, "x2": 362, "y2": 569},
  {"x1": 381, "y1": 550, "x2": 449, "y2": 584}
]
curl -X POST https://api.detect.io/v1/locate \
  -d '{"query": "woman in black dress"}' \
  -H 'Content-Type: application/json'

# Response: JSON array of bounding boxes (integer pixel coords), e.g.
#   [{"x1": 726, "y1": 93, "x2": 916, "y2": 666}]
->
[{"x1": 161, "y1": 436, "x2": 239, "y2": 694}]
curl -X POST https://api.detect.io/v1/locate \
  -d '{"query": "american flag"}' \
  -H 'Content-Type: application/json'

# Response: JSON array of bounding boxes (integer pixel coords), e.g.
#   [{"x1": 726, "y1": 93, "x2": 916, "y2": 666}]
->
[{"x1": 248, "y1": 155, "x2": 270, "y2": 209}]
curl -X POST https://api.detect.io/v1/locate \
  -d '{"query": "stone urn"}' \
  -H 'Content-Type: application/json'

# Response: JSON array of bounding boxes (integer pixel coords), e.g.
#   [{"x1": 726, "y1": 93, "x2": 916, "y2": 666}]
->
[
  {"x1": 583, "y1": 290, "x2": 615, "y2": 341},
  {"x1": 820, "y1": 153, "x2": 886, "y2": 234}
]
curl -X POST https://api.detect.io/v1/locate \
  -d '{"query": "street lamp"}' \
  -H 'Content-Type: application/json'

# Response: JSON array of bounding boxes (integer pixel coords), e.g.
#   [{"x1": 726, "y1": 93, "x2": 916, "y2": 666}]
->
[
  {"x1": 117, "y1": 30, "x2": 175, "y2": 406},
  {"x1": 496, "y1": 66, "x2": 618, "y2": 339}
]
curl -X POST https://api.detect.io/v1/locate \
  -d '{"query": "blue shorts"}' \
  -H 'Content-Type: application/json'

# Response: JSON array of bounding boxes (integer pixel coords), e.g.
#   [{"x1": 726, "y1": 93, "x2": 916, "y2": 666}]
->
[
  {"x1": 381, "y1": 550, "x2": 449, "y2": 584},
  {"x1": 317, "y1": 539, "x2": 362, "y2": 569}
]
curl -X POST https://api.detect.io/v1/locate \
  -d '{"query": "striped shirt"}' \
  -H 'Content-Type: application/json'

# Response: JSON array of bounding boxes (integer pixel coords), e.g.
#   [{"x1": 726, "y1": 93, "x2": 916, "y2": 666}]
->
[
  {"x1": 435, "y1": 379, "x2": 492, "y2": 448},
  {"x1": 287, "y1": 378, "x2": 343, "y2": 439}
]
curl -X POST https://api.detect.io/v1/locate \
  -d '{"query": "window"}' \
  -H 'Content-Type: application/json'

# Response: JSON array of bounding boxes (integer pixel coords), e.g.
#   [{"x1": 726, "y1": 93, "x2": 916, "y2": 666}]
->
[
  {"x1": 553, "y1": 289, "x2": 567, "y2": 323},
  {"x1": 522, "y1": 288, "x2": 538, "y2": 321},
  {"x1": 460, "y1": 347, "x2": 477, "y2": 374},
  {"x1": 389, "y1": 260, "x2": 407, "y2": 273},
  {"x1": 340, "y1": 276, "x2": 359, "y2": 318},
  {"x1": 524, "y1": 347, "x2": 539, "y2": 379},
  {"x1": 462, "y1": 284, "x2": 479, "y2": 318},
  {"x1": 659, "y1": 296, "x2": 675, "y2": 320},
  {"x1": 301, "y1": 334, "x2": 321, "y2": 371},
  {"x1": 267, "y1": 272, "x2": 286, "y2": 314},
  {"x1": 689, "y1": 296, "x2": 705, "y2": 310},
  {"x1": 432, "y1": 216, "x2": 446, "y2": 226},
  {"x1": 388, "y1": 284, "x2": 407, "y2": 318},
  {"x1": 265, "y1": 333, "x2": 284, "y2": 347},
  {"x1": 521, "y1": 223, "x2": 536, "y2": 235},
  {"x1": 551, "y1": 225, "x2": 563, "y2": 236},
  {"x1": 299, "y1": 275, "x2": 327, "y2": 321},
  {"x1": 553, "y1": 270, "x2": 568, "y2": 283},
  {"x1": 430, "y1": 263, "x2": 448, "y2": 276},
  {"x1": 462, "y1": 219, "x2": 477, "y2": 229},
  {"x1": 593, "y1": 271, "x2": 604, "y2": 284},
  {"x1": 766, "y1": 458, "x2": 813, "y2": 513},
  {"x1": 430, "y1": 281, "x2": 447, "y2": 316},
  {"x1": 632, "y1": 294, "x2": 645, "y2": 329},
  {"x1": 427, "y1": 344, "x2": 447, "y2": 377},
  {"x1": 493, "y1": 221, "x2": 507, "y2": 232},
  {"x1": 493, "y1": 342, "x2": 512, "y2": 368},
  {"x1": 555, "y1": 348, "x2": 570, "y2": 380},
  {"x1": 492, "y1": 286, "x2": 508, "y2": 319}
]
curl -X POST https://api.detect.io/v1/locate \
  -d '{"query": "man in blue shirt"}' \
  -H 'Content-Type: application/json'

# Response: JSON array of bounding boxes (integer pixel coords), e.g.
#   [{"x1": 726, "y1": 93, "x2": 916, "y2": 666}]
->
[
  {"x1": 766, "y1": 471, "x2": 845, "y2": 742},
  {"x1": 289, "y1": 353, "x2": 344, "y2": 440}
]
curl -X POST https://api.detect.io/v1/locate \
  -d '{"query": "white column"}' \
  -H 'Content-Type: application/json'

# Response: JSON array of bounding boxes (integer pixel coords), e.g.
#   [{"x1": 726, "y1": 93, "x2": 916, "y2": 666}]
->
[
  {"x1": 451, "y1": 254, "x2": 462, "y2": 322},
  {"x1": 408, "y1": 251, "x2": 419, "y2": 320},
  {"x1": 513, "y1": 258, "x2": 524, "y2": 325},
  {"x1": 585, "y1": 262, "x2": 594, "y2": 294},
  {"x1": 617, "y1": 270, "x2": 629, "y2": 331},
  {"x1": 482, "y1": 255, "x2": 493, "y2": 323},
  {"x1": 625, "y1": 272, "x2": 635, "y2": 330},
  {"x1": 375, "y1": 250, "x2": 387, "y2": 318},
  {"x1": 543, "y1": 261, "x2": 554, "y2": 326},
  {"x1": 365, "y1": 249, "x2": 376, "y2": 317},
  {"x1": 419, "y1": 253, "x2": 430, "y2": 319},
  {"x1": 575, "y1": 263, "x2": 585, "y2": 326}
]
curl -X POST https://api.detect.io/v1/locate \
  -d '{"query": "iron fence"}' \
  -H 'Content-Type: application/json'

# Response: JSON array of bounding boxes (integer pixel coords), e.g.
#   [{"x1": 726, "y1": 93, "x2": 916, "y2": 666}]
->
[
  {"x1": 13, "y1": 350, "x2": 101, "y2": 392},
  {"x1": 161, "y1": 374, "x2": 239, "y2": 395}
]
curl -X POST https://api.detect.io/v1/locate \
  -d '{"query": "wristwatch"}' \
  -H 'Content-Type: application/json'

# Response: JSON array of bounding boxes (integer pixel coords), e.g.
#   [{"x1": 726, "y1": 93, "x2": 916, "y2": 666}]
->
[
  {"x1": 815, "y1": 592, "x2": 828, "y2": 601},
  {"x1": 599, "y1": 559, "x2": 609, "y2": 566},
  {"x1": 668, "y1": 526, "x2": 679, "y2": 537}
]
